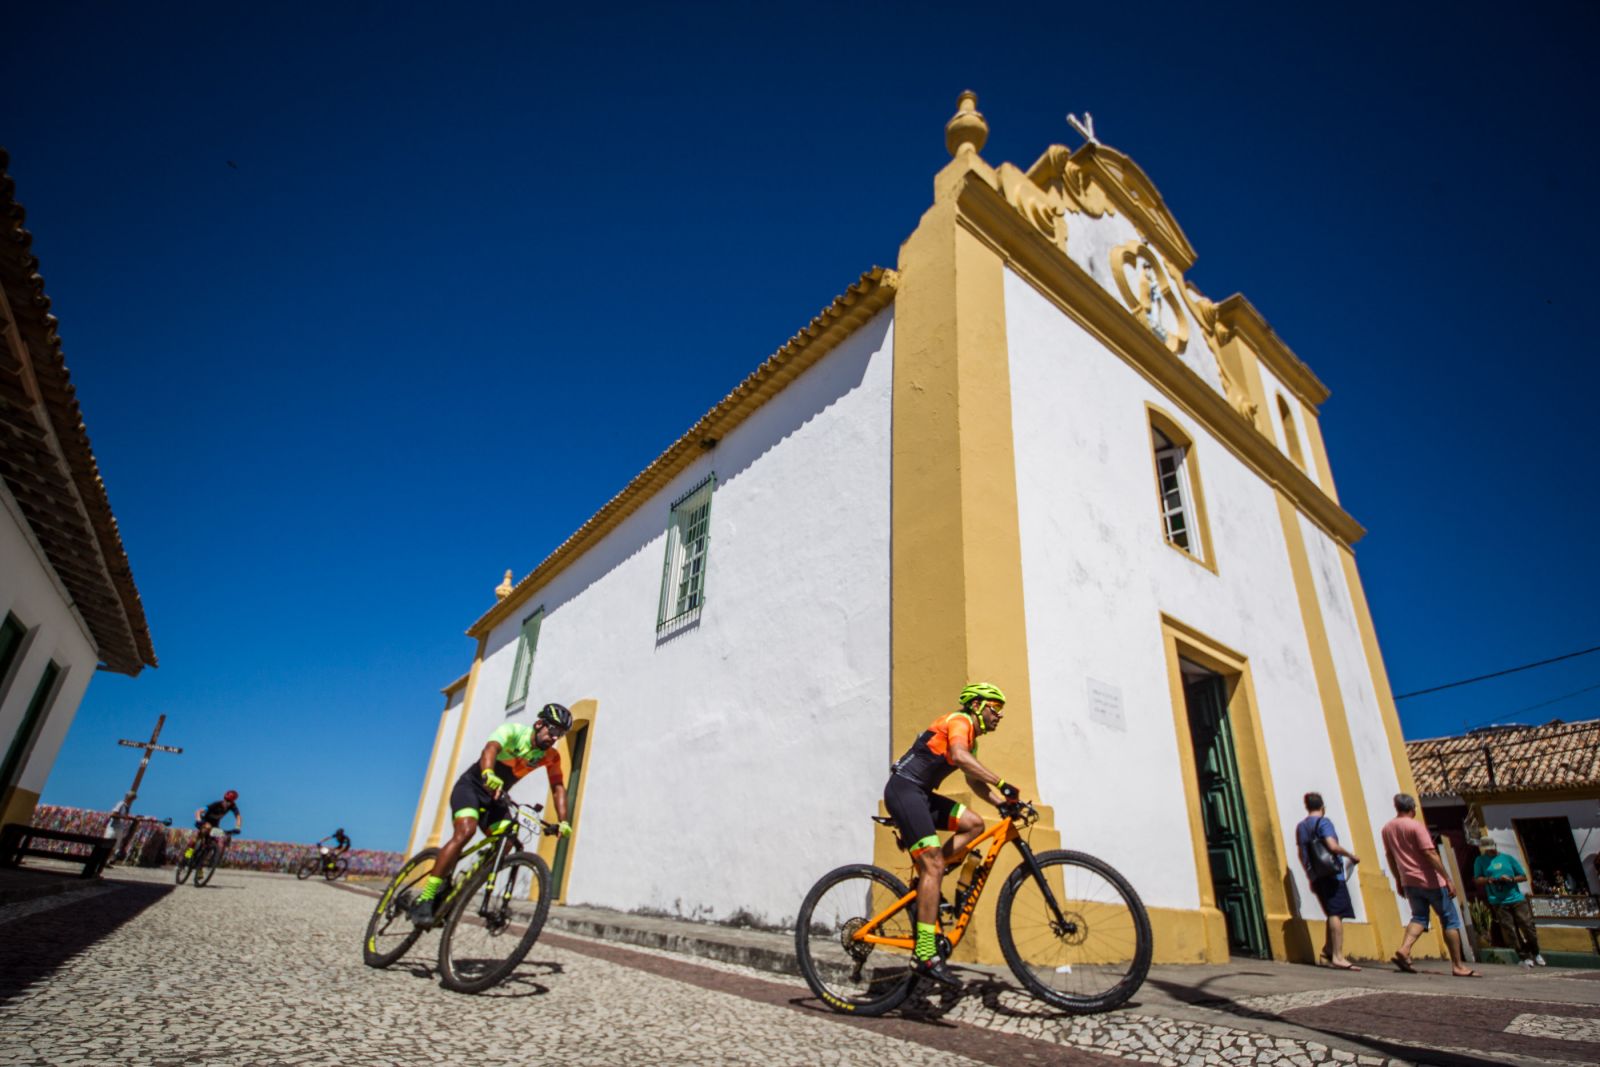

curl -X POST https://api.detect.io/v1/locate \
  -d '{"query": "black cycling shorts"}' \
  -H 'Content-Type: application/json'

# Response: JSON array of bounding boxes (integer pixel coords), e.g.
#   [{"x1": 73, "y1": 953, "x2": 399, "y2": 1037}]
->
[
  {"x1": 883, "y1": 773, "x2": 963, "y2": 853},
  {"x1": 449, "y1": 769, "x2": 512, "y2": 827}
]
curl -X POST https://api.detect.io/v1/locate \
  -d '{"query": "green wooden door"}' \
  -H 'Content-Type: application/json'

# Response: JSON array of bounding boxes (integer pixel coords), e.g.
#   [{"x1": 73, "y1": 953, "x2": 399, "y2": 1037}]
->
[
  {"x1": 1184, "y1": 671, "x2": 1270, "y2": 959},
  {"x1": 550, "y1": 724, "x2": 588, "y2": 899}
]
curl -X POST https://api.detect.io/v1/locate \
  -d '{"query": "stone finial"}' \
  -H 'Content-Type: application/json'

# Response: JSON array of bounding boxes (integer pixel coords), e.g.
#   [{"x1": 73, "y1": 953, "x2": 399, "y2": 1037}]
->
[
  {"x1": 495, "y1": 569, "x2": 514, "y2": 600},
  {"x1": 944, "y1": 91, "x2": 988, "y2": 158}
]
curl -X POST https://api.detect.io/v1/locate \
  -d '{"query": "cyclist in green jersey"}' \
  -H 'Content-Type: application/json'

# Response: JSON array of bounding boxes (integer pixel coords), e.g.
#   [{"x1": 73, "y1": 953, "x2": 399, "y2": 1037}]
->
[
  {"x1": 884, "y1": 682, "x2": 1017, "y2": 989},
  {"x1": 410, "y1": 702, "x2": 575, "y2": 924}
]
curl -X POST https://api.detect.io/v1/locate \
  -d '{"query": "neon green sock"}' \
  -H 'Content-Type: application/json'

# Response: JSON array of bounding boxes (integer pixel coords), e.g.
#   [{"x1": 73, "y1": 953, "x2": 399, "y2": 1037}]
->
[
  {"x1": 915, "y1": 922, "x2": 937, "y2": 962},
  {"x1": 183, "y1": 848, "x2": 193, "y2": 859},
  {"x1": 416, "y1": 875, "x2": 445, "y2": 902}
]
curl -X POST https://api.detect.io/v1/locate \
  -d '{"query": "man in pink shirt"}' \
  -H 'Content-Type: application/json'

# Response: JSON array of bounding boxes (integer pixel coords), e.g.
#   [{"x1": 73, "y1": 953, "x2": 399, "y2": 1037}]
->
[{"x1": 1380, "y1": 793, "x2": 1479, "y2": 977}]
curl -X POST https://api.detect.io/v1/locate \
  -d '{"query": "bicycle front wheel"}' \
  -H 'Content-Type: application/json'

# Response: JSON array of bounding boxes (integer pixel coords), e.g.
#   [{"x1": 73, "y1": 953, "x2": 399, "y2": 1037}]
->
[
  {"x1": 326, "y1": 857, "x2": 349, "y2": 881},
  {"x1": 194, "y1": 842, "x2": 223, "y2": 887},
  {"x1": 437, "y1": 850, "x2": 551, "y2": 993},
  {"x1": 296, "y1": 857, "x2": 319, "y2": 880},
  {"x1": 174, "y1": 850, "x2": 193, "y2": 884},
  {"x1": 794, "y1": 864, "x2": 916, "y2": 1017},
  {"x1": 363, "y1": 848, "x2": 437, "y2": 968},
  {"x1": 996, "y1": 849, "x2": 1152, "y2": 1013}
]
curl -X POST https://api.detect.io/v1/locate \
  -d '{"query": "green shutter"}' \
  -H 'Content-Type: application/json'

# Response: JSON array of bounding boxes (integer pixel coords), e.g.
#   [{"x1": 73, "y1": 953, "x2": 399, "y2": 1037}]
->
[
  {"x1": 0, "y1": 614, "x2": 25, "y2": 693},
  {"x1": 504, "y1": 609, "x2": 543, "y2": 710},
  {"x1": 656, "y1": 474, "x2": 715, "y2": 630},
  {"x1": 1, "y1": 659, "x2": 60, "y2": 798}
]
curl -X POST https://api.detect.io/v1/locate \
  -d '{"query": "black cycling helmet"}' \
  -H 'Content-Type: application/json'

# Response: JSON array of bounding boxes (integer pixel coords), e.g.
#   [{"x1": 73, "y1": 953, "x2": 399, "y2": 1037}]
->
[
  {"x1": 336, "y1": 827, "x2": 345, "y2": 836},
  {"x1": 536, "y1": 702, "x2": 573, "y2": 732}
]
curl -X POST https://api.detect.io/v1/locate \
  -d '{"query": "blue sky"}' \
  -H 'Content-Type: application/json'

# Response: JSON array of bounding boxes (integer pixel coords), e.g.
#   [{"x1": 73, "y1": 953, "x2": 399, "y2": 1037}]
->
[{"x1": 8, "y1": 5, "x2": 1595, "y2": 850}]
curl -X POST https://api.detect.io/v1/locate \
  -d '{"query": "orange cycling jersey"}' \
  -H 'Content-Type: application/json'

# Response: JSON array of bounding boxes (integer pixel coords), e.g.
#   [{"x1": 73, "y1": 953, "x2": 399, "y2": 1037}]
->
[
  {"x1": 488, "y1": 722, "x2": 565, "y2": 788},
  {"x1": 890, "y1": 711, "x2": 979, "y2": 791}
]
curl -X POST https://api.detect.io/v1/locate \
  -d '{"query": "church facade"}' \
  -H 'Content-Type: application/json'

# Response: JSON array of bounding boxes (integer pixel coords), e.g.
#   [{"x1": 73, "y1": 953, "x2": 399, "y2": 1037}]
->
[{"x1": 407, "y1": 94, "x2": 1420, "y2": 965}]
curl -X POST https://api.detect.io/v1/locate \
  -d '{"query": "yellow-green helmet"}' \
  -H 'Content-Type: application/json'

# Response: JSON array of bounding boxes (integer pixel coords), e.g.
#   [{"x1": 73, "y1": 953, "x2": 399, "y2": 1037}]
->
[{"x1": 959, "y1": 682, "x2": 1007, "y2": 708}]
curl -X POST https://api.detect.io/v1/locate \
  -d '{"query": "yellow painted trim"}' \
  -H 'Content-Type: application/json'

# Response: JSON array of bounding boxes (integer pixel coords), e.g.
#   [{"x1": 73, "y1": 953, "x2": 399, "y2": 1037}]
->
[
  {"x1": 427, "y1": 636, "x2": 487, "y2": 849},
  {"x1": 1276, "y1": 496, "x2": 1406, "y2": 955},
  {"x1": 472, "y1": 269, "x2": 898, "y2": 638},
  {"x1": 1161, "y1": 615, "x2": 1296, "y2": 961},
  {"x1": 1146, "y1": 403, "x2": 1218, "y2": 575},
  {"x1": 0, "y1": 786, "x2": 39, "y2": 829},
  {"x1": 1276, "y1": 395, "x2": 1308, "y2": 472},
  {"x1": 1301, "y1": 407, "x2": 1340, "y2": 504},
  {"x1": 406, "y1": 705, "x2": 452, "y2": 853},
  {"x1": 1215, "y1": 294, "x2": 1329, "y2": 410},
  {"x1": 883, "y1": 150, "x2": 1058, "y2": 965},
  {"x1": 537, "y1": 698, "x2": 598, "y2": 903},
  {"x1": 949, "y1": 172, "x2": 1361, "y2": 547},
  {"x1": 1337, "y1": 548, "x2": 1420, "y2": 802}
]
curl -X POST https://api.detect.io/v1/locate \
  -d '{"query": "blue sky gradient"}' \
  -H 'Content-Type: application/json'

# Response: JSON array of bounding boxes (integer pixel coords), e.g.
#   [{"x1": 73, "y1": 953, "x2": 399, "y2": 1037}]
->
[{"x1": 6, "y1": 4, "x2": 1595, "y2": 849}]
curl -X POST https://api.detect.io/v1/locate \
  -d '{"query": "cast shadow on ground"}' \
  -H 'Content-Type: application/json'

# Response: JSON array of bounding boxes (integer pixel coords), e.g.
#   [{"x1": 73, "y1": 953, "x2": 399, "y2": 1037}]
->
[
  {"x1": 1142, "y1": 975, "x2": 1513, "y2": 1067},
  {"x1": 0, "y1": 880, "x2": 175, "y2": 1007},
  {"x1": 393, "y1": 953, "x2": 563, "y2": 999}
]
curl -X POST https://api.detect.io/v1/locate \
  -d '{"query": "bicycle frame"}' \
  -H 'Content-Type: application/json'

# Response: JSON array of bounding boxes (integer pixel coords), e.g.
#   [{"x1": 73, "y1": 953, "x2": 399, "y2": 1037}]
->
[
  {"x1": 432, "y1": 802, "x2": 546, "y2": 915},
  {"x1": 854, "y1": 808, "x2": 1071, "y2": 952}
]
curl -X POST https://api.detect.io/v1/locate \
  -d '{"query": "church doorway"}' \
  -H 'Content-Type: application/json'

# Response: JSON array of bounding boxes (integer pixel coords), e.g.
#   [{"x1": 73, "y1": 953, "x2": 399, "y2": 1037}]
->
[
  {"x1": 550, "y1": 721, "x2": 589, "y2": 900},
  {"x1": 1182, "y1": 662, "x2": 1270, "y2": 959}
]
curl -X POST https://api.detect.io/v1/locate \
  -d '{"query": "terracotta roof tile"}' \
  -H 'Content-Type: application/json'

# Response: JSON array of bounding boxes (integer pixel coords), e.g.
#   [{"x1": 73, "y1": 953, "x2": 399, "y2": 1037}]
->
[
  {"x1": 1407, "y1": 718, "x2": 1600, "y2": 798},
  {"x1": 0, "y1": 148, "x2": 155, "y2": 674}
]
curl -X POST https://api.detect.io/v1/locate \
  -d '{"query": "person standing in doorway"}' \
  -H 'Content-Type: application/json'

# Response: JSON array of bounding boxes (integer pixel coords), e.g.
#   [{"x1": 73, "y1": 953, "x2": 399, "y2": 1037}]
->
[
  {"x1": 1473, "y1": 837, "x2": 1544, "y2": 967},
  {"x1": 1381, "y1": 793, "x2": 1479, "y2": 977},
  {"x1": 1295, "y1": 791, "x2": 1361, "y2": 970}
]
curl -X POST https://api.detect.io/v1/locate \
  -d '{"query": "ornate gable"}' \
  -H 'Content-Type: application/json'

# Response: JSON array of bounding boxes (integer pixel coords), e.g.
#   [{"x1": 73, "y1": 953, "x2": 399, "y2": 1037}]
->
[{"x1": 1025, "y1": 143, "x2": 1198, "y2": 272}]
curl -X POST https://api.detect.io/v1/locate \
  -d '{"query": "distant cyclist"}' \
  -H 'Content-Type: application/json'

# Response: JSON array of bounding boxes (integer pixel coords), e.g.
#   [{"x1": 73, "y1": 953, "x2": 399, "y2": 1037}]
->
[
  {"x1": 409, "y1": 703, "x2": 575, "y2": 924},
  {"x1": 884, "y1": 683, "x2": 1017, "y2": 989},
  {"x1": 186, "y1": 790, "x2": 242, "y2": 862},
  {"x1": 319, "y1": 827, "x2": 351, "y2": 856}
]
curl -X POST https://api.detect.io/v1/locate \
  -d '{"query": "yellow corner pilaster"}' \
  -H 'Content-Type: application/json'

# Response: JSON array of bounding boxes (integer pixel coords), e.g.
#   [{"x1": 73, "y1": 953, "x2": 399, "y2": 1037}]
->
[
  {"x1": 1275, "y1": 494, "x2": 1405, "y2": 956},
  {"x1": 1300, "y1": 408, "x2": 1340, "y2": 504},
  {"x1": 427, "y1": 637, "x2": 487, "y2": 848},
  {"x1": 886, "y1": 153, "x2": 1058, "y2": 964},
  {"x1": 406, "y1": 705, "x2": 453, "y2": 853}
]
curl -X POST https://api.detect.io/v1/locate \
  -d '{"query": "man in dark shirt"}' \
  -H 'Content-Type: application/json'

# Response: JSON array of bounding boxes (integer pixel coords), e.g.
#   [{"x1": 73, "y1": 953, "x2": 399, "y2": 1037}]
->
[{"x1": 186, "y1": 790, "x2": 241, "y2": 861}]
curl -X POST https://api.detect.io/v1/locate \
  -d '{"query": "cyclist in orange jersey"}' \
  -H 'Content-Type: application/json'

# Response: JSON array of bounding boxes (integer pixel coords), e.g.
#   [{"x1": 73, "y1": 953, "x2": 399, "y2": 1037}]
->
[{"x1": 884, "y1": 682, "x2": 1017, "y2": 989}]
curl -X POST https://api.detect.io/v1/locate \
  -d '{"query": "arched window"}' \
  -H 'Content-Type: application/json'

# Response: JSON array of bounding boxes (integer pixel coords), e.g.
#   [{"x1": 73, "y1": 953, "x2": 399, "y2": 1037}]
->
[
  {"x1": 1148, "y1": 407, "x2": 1214, "y2": 570},
  {"x1": 1277, "y1": 395, "x2": 1307, "y2": 471}
]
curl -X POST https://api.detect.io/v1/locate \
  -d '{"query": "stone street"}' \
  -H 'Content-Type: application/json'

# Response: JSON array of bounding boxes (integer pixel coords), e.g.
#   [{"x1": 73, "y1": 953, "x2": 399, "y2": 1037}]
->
[{"x1": 2, "y1": 867, "x2": 1597, "y2": 1066}]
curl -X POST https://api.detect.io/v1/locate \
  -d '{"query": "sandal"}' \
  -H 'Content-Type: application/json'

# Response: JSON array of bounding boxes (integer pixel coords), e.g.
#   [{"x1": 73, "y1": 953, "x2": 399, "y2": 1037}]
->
[
  {"x1": 1452, "y1": 969, "x2": 1482, "y2": 978},
  {"x1": 1329, "y1": 961, "x2": 1362, "y2": 971},
  {"x1": 1391, "y1": 953, "x2": 1418, "y2": 973}
]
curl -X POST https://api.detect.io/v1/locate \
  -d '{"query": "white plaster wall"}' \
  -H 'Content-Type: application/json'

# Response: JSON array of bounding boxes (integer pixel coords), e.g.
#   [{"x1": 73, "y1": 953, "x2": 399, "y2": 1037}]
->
[
  {"x1": 1004, "y1": 268, "x2": 1359, "y2": 921},
  {"x1": 1480, "y1": 799, "x2": 1600, "y2": 896},
  {"x1": 449, "y1": 311, "x2": 894, "y2": 925},
  {"x1": 0, "y1": 483, "x2": 99, "y2": 801},
  {"x1": 1062, "y1": 209, "x2": 1224, "y2": 399},
  {"x1": 1299, "y1": 516, "x2": 1407, "y2": 919},
  {"x1": 1254, "y1": 362, "x2": 1322, "y2": 487},
  {"x1": 407, "y1": 694, "x2": 464, "y2": 855}
]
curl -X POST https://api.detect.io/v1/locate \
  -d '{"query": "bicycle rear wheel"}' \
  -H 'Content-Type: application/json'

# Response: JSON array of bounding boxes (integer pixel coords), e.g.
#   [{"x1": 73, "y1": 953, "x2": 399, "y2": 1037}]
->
[
  {"x1": 326, "y1": 857, "x2": 349, "y2": 881},
  {"x1": 296, "y1": 857, "x2": 319, "y2": 880},
  {"x1": 194, "y1": 842, "x2": 223, "y2": 886},
  {"x1": 436, "y1": 850, "x2": 551, "y2": 994},
  {"x1": 794, "y1": 864, "x2": 916, "y2": 1017},
  {"x1": 363, "y1": 847, "x2": 437, "y2": 968},
  {"x1": 995, "y1": 849, "x2": 1152, "y2": 1013}
]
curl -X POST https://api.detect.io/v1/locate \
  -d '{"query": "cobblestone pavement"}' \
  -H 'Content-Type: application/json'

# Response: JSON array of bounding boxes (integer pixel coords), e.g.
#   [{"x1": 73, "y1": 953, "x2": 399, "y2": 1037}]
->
[{"x1": 3, "y1": 868, "x2": 1597, "y2": 1067}]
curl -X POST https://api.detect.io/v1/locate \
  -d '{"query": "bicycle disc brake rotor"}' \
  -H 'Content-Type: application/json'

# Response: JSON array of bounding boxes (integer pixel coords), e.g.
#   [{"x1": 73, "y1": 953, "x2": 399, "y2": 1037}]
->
[
  {"x1": 479, "y1": 898, "x2": 511, "y2": 935},
  {"x1": 1053, "y1": 909, "x2": 1089, "y2": 946}
]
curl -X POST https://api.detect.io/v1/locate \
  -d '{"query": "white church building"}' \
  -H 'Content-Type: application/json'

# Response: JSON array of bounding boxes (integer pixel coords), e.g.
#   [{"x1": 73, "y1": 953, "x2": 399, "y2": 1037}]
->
[{"x1": 407, "y1": 94, "x2": 1422, "y2": 965}]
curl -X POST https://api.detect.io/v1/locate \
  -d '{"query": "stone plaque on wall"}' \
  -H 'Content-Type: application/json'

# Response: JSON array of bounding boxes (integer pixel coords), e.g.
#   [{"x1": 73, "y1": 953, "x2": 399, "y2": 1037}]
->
[{"x1": 1087, "y1": 678, "x2": 1125, "y2": 731}]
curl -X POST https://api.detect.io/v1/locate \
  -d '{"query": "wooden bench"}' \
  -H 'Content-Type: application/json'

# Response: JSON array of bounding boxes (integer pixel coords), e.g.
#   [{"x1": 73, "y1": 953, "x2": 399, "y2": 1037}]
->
[{"x1": 0, "y1": 823, "x2": 113, "y2": 878}]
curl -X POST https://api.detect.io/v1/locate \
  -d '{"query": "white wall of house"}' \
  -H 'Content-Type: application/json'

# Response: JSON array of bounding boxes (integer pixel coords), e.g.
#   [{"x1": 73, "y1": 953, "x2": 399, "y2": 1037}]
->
[
  {"x1": 1480, "y1": 799, "x2": 1600, "y2": 896},
  {"x1": 407, "y1": 690, "x2": 465, "y2": 855},
  {"x1": 1003, "y1": 267, "x2": 1368, "y2": 921},
  {"x1": 0, "y1": 482, "x2": 99, "y2": 807},
  {"x1": 440, "y1": 311, "x2": 895, "y2": 924}
]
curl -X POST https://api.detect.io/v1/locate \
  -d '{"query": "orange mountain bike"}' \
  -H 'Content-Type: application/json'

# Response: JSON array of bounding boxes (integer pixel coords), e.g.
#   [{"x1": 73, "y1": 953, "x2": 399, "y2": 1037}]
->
[{"x1": 795, "y1": 801, "x2": 1151, "y2": 1016}]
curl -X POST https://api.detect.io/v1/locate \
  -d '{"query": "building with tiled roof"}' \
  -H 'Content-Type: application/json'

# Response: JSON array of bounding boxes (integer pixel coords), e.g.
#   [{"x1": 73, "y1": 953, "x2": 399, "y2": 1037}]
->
[
  {"x1": 405, "y1": 94, "x2": 1423, "y2": 967},
  {"x1": 1408, "y1": 719, "x2": 1600, "y2": 952},
  {"x1": 0, "y1": 148, "x2": 156, "y2": 827}
]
